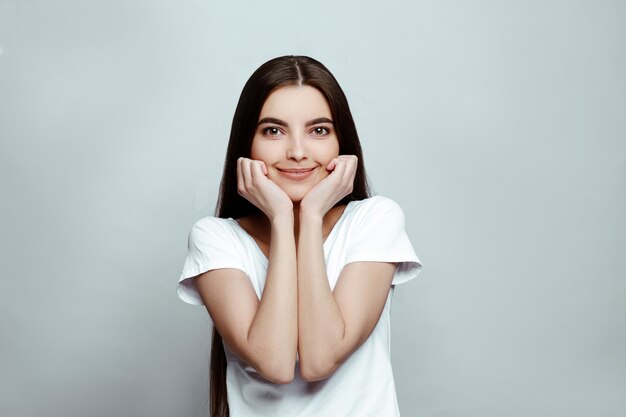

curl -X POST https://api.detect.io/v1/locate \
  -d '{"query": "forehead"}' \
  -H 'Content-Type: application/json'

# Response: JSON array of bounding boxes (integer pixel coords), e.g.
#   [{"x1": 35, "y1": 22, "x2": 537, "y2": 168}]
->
[{"x1": 259, "y1": 85, "x2": 332, "y2": 120}]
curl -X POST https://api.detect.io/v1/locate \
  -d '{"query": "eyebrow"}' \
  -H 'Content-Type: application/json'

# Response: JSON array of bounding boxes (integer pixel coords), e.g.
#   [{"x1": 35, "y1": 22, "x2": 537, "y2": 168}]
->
[
  {"x1": 257, "y1": 117, "x2": 334, "y2": 127},
  {"x1": 258, "y1": 117, "x2": 288, "y2": 127},
  {"x1": 305, "y1": 117, "x2": 334, "y2": 127}
]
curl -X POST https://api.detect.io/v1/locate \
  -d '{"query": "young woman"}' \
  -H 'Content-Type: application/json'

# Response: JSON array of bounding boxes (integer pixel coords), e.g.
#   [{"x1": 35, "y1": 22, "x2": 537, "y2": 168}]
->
[{"x1": 178, "y1": 55, "x2": 422, "y2": 417}]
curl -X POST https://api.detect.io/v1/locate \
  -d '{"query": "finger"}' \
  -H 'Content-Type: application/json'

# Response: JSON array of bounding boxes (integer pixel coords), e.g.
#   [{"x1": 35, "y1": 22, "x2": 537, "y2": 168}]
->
[
  {"x1": 250, "y1": 160, "x2": 266, "y2": 185},
  {"x1": 237, "y1": 157, "x2": 245, "y2": 195},
  {"x1": 326, "y1": 158, "x2": 338, "y2": 172},
  {"x1": 346, "y1": 158, "x2": 357, "y2": 190},
  {"x1": 258, "y1": 160, "x2": 268, "y2": 176},
  {"x1": 241, "y1": 158, "x2": 253, "y2": 190},
  {"x1": 337, "y1": 155, "x2": 357, "y2": 176},
  {"x1": 329, "y1": 157, "x2": 347, "y2": 181},
  {"x1": 337, "y1": 155, "x2": 357, "y2": 167},
  {"x1": 344, "y1": 155, "x2": 358, "y2": 176},
  {"x1": 334, "y1": 157, "x2": 356, "y2": 193}
]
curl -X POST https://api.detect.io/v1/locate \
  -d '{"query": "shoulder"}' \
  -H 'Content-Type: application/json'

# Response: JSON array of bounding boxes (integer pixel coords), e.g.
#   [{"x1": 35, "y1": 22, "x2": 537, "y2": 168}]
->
[
  {"x1": 348, "y1": 195, "x2": 405, "y2": 222},
  {"x1": 191, "y1": 216, "x2": 234, "y2": 232},
  {"x1": 342, "y1": 196, "x2": 422, "y2": 285},
  {"x1": 353, "y1": 195, "x2": 402, "y2": 210},
  {"x1": 188, "y1": 216, "x2": 238, "y2": 246}
]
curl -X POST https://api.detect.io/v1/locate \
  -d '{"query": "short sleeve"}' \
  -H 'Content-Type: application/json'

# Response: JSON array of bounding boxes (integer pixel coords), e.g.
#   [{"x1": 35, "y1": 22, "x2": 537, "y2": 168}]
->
[
  {"x1": 345, "y1": 196, "x2": 422, "y2": 285},
  {"x1": 177, "y1": 217, "x2": 246, "y2": 305}
]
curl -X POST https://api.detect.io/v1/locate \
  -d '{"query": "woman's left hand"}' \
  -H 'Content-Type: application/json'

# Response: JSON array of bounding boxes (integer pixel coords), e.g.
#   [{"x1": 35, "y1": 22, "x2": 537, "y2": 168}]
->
[{"x1": 300, "y1": 155, "x2": 358, "y2": 218}]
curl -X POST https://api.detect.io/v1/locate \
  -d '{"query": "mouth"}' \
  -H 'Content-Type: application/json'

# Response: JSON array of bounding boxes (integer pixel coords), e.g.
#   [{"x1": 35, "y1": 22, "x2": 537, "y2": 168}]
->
[{"x1": 276, "y1": 167, "x2": 317, "y2": 180}]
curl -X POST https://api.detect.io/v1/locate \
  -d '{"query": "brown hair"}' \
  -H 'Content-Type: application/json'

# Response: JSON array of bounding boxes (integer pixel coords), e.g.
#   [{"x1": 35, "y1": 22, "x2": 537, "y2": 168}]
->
[{"x1": 211, "y1": 55, "x2": 371, "y2": 417}]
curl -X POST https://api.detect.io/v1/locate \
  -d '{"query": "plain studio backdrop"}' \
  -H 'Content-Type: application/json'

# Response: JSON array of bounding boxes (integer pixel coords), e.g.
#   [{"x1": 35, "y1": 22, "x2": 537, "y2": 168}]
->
[{"x1": 1, "y1": 1, "x2": 624, "y2": 416}]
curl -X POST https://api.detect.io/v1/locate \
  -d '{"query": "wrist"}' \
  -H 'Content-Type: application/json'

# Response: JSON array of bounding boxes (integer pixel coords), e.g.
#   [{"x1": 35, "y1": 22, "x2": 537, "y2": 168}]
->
[
  {"x1": 299, "y1": 208, "x2": 324, "y2": 226},
  {"x1": 270, "y1": 210, "x2": 295, "y2": 229}
]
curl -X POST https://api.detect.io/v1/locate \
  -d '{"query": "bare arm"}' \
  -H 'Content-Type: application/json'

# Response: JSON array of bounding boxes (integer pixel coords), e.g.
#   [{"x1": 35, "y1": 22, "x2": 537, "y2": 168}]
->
[
  {"x1": 296, "y1": 155, "x2": 396, "y2": 381},
  {"x1": 196, "y1": 158, "x2": 298, "y2": 384},
  {"x1": 297, "y1": 210, "x2": 395, "y2": 381}
]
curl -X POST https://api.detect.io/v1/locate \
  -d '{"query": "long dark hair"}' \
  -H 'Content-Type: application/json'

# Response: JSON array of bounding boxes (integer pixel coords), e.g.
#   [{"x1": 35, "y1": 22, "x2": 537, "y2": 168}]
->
[{"x1": 210, "y1": 55, "x2": 371, "y2": 417}]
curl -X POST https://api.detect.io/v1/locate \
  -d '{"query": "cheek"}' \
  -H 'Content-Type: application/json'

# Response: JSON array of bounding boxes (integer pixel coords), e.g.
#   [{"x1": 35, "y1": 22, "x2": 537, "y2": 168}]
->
[
  {"x1": 250, "y1": 138, "x2": 269, "y2": 161},
  {"x1": 321, "y1": 139, "x2": 340, "y2": 162}
]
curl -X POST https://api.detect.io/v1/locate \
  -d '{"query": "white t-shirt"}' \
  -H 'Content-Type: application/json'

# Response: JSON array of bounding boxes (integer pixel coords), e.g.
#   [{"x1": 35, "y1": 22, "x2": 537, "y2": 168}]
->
[{"x1": 178, "y1": 195, "x2": 422, "y2": 417}]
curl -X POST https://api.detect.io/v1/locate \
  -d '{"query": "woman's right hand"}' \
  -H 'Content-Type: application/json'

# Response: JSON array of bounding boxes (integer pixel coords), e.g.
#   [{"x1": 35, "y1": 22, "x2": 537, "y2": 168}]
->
[{"x1": 237, "y1": 157, "x2": 293, "y2": 221}]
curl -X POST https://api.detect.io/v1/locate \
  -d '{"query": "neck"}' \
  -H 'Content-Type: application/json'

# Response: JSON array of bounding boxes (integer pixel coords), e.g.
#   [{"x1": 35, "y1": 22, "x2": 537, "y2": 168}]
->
[{"x1": 245, "y1": 203, "x2": 345, "y2": 248}]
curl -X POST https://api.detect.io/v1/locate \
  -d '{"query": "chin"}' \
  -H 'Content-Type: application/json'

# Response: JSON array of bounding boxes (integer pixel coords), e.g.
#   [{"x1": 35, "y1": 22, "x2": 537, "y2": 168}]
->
[
  {"x1": 278, "y1": 183, "x2": 314, "y2": 203},
  {"x1": 285, "y1": 191, "x2": 308, "y2": 204}
]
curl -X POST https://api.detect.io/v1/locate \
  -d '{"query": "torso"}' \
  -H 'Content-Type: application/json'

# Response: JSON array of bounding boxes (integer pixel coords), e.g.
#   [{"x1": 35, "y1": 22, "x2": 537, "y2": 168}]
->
[{"x1": 178, "y1": 196, "x2": 420, "y2": 416}]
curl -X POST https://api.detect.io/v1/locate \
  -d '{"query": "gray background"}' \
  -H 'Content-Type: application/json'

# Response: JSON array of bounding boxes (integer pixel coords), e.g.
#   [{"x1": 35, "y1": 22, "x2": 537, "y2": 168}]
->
[{"x1": 1, "y1": 1, "x2": 624, "y2": 416}]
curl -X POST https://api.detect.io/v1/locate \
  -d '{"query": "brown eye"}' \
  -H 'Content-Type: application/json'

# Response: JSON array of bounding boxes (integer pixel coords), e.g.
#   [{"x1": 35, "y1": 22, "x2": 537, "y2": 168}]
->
[
  {"x1": 313, "y1": 127, "x2": 329, "y2": 136},
  {"x1": 263, "y1": 127, "x2": 281, "y2": 136}
]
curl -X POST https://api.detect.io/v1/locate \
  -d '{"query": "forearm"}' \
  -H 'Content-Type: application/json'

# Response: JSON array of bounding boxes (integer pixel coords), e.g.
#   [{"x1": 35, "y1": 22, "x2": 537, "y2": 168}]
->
[
  {"x1": 297, "y1": 211, "x2": 347, "y2": 381},
  {"x1": 247, "y1": 214, "x2": 298, "y2": 383}
]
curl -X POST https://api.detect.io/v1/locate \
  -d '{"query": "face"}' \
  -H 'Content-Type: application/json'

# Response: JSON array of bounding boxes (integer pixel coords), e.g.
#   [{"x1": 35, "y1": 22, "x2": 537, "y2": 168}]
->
[{"x1": 250, "y1": 85, "x2": 340, "y2": 202}]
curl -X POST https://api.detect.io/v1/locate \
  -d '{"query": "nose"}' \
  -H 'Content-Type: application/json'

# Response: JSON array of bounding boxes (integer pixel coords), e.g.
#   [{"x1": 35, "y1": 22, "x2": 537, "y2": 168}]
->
[{"x1": 286, "y1": 136, "x2": 307, "y2": 161}]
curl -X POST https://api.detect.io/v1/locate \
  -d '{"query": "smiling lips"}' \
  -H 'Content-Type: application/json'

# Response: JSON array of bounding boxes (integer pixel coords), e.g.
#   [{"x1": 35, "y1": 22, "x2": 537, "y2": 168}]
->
[{"x1": 277, "y1": 167, "x2": 316, "y2": 180}]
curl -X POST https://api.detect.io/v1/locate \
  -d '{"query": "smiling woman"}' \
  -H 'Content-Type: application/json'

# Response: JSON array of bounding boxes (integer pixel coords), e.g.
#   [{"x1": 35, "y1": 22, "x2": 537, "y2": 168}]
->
[
  {"x1": 177, "y1": 56, "x2": 422, "y2": 417},
  {"x1": 250, "y1": 85, "x2": 341, "y2": 203}
]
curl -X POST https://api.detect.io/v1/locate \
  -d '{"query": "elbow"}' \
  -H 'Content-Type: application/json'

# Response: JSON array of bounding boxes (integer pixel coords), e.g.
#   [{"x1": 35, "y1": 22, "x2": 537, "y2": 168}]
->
[
  {"x1": 260, "y1": 368, "x2": 295, "y2": 385},
  {"x1": 243, "y1": 335, "x2": 297, "y2": 384},
  {"x1": 299, "y1": 358, "x2": 339, "y2": 382},
  {"x1": 256, "y1": 359, "x2": 296, "y2": 385},
  {"x1": 263, "y1": 368, "x2": 295, "y2": 385}
]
